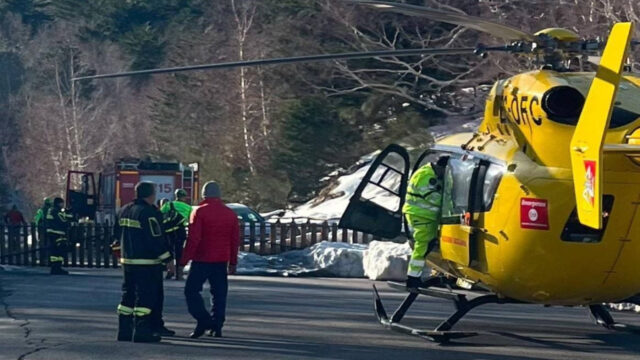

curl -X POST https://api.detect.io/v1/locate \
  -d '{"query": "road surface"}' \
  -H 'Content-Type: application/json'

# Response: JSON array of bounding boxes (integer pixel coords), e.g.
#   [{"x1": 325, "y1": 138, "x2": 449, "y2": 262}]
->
[{"x1": 1, "y1": 267, "x2": 639, "y2": 360}]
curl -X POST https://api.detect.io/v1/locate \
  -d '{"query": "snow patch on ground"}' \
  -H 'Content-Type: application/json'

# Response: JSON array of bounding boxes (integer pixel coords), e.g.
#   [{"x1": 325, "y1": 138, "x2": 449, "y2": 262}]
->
[
  {"x1": 609, "y1": 303, "x2": 640, "y2": 313},
  {"x1": 233, "y1": 240, "x2": 411, "y2": 280},
  {"x1": 363, "y1": 241, "x2": 411, "y2": 281},
  {"x1": 236, "y1": 241, "x2": 366, "y2": 277}
]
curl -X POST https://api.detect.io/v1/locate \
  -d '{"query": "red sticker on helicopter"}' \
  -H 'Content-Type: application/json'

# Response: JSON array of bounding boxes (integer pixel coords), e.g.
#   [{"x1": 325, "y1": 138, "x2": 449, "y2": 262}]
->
[
  {"x1": 520, "y1": 198, "x2": 549, "y2": 230},
  {"x1": 583, "y1": 160, "x2": 596, "y2": 207}
]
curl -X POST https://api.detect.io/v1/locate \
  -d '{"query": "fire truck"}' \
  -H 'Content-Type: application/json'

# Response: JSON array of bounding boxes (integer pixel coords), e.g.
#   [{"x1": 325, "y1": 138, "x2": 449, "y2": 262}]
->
[{"x1": 66, "y1": 158, "x2": 199, "y2": 224}]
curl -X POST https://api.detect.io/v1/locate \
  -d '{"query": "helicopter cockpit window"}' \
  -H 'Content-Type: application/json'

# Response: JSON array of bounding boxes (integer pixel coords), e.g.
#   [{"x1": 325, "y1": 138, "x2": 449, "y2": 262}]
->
[
  {"x1": 441, "y1": 158, "x2": 476, "y2": 221},
  {"x1": 482, "y1": 164, "x2": 504, "y2": 211}
]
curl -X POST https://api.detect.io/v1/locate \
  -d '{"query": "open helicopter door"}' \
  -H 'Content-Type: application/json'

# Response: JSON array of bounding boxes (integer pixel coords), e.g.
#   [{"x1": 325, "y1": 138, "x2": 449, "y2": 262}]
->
[
  {"x1": 437, "y1": 156, "x2": 483, "y2": 267},
  {"x1": 339, "y1": 144, "x2": 410, "y2": 239}
]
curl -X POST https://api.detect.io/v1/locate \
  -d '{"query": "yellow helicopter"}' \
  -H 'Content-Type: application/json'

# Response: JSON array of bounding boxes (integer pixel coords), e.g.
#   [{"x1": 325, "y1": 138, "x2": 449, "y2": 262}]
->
[{"x1": 74, "y1": 0, "x2": 640, "y2": 344}]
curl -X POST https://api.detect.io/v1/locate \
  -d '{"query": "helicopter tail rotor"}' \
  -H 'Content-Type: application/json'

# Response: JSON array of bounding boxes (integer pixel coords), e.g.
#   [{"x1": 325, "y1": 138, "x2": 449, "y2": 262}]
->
[{"x1": 569, "y1": 22, "x2": 634, "y2": 229}]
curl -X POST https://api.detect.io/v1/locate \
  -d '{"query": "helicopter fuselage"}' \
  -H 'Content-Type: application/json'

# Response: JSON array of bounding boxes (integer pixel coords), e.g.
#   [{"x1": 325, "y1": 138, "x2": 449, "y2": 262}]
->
[{"x1": 427, "y1": 70, "x2": 640, "y2": 305}]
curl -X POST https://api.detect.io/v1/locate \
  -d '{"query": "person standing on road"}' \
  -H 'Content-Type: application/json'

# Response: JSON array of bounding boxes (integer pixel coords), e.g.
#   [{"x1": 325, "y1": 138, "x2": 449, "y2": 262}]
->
[
  {"x1": 403, "y1": 157, "x2": 448, "y2": 290},
  {"x1": 115, "y1": 182, "x2": 175, "y2": 343},
  {"x1": 33, "y1": 198, "x2": 52, "y2": 228},
  {"x1": 161, "y1": 189, "x2": 192, "y2": 280},
  {"x1": 4, "y1": 205, "x2": 26, "y2": 262},
  {"x1": 4, "y1": 205, "x2": 26, "y2": 226},
  {"x1": 34, "y1": 198, "x2": 53, "y2": 253},
  {"x1": 46, "y1": 198, "x2": 73, "y2": 275},
  {"x1": 180, "y1": 181, "x2": 239, "y2": 338}
]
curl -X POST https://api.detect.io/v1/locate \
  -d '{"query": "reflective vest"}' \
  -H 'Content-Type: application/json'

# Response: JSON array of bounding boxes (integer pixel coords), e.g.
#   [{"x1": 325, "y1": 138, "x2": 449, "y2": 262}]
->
[
  {"x1": 161, "y1": 200, "x2": 191, "y2": 226},
  {"x1": 403, "y1": 164, "x2": 443, "y2": 221}
]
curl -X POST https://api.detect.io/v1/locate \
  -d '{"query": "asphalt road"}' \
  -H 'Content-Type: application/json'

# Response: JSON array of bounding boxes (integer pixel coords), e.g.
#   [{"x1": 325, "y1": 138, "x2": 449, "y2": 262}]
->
[{"x1": 1, "y1": 267, "x2": 639, "y2": 360}]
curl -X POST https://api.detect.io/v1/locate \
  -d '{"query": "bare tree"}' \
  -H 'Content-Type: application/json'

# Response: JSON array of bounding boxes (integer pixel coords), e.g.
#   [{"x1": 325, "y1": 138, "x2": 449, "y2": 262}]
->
[{"x1": 231, "y1": 0, "x2": 258, "y2": 175}]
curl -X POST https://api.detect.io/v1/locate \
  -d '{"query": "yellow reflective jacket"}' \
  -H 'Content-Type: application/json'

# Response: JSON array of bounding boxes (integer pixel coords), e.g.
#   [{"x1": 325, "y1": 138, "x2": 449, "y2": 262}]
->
[{"x1": 403, "y1": 164, "x2": 443, "y2": 221}]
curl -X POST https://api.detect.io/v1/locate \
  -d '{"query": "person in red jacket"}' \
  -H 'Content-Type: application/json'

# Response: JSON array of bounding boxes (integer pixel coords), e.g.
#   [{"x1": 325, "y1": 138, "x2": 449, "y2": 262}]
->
[
  {"x1": 180, "y1": 181, "x2": 239, "y2": 338},
  {"x1": 4, "y1": 205, "x2": 25, "y2": 226}
]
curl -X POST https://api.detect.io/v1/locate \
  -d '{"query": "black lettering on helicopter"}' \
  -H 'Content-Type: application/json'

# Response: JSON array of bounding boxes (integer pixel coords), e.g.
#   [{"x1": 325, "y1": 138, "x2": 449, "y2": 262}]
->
[
  {"x1": 503, "y1": 91, "x2": 543, "y2": 127},
  {"x1": 510, "y1": 95, "x2": 521, "y2": 124},
  {"x1": 530, "y1": 96, "x2": 543, "y2": 125}
]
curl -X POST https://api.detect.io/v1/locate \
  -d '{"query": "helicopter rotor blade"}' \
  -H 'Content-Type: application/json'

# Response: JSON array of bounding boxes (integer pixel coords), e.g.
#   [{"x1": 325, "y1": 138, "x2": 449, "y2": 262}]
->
[
  {"x1": 72, "y1": 46, "x2": 505, "y2": 81},
  {"x1": 345, "y1": 0, "x2": 536, "y2": 42}
]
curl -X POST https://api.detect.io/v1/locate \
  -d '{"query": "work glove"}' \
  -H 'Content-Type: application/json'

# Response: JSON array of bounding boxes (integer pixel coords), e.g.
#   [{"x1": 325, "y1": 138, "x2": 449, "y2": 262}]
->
[{"x1": 406, "y1": 275, "x2": 422, "y2": 290}]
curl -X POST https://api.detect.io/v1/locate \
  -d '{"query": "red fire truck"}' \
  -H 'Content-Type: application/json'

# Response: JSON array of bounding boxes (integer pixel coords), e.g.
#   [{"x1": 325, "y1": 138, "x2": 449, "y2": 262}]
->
[{"x1": 66, "y1": 158, "x2": 199, "y2": 224}]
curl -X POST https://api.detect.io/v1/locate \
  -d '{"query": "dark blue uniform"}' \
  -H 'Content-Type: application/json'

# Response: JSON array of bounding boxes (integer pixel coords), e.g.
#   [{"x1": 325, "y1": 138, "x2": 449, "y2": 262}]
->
[{"x1": 114, "y1": 199, "x2": 171, "y2": 342}]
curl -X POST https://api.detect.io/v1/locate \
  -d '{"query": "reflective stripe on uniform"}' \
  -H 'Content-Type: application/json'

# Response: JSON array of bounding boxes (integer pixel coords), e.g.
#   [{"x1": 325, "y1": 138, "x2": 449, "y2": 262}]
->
[
  {"x1": 55, "y1": 238, "x2": 68, "y2": 243},
  {"x1": 120, "y1": 258, "x2": 162, "y2": 265},
  {"x1": 119, "y1": 218, "x2": 141, "y2": 229},
  {"x1": 49, "y1": 256, "x2": 64, "y2": 263},
  {"x1": 46, "y1": 229, "x2": 66, "y2": 235},
  {"x1": 407, "y1": 259, "x2": 425, "y2": 277},
  {"x1": 148, "y1": 218, "x2": 162, "y2": 237},
  {"x1": 117, "y1": 304, "x2": 134, "y2": 315},
  {"x1": 133, "y1": 307, "x2": 152, "y2": 317},
  {"x1": 58, "y1": 212, "x2": 72, "y2": 222},
  {"x1": 120, "y1": 251, "x2": 171, "y2": 265},
  {"x1": 405, "y1": 199, "x2": 440, "y2": 213},
  {"x1": 164, "y1": 226, "x2": 180, "y2": 233},
  {"x1": 409, "y1": 259, "x2": 425, "y2": 268}
]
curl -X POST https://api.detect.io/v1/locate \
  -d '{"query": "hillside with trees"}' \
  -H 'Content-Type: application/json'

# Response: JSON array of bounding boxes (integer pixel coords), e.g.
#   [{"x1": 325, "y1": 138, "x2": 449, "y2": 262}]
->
[{"x1": 0, "y1": 0, "x2": 638, "y2": 214}]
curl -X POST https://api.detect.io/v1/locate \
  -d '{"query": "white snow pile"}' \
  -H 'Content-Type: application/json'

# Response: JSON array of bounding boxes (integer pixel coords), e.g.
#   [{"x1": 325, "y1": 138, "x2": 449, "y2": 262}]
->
[
  {"x1": 235, "y1": 240, "x2": 412, "y2": 279},
  {"x1": 236, "y1": 241, "x2": 367, "y2": 277},
  {"x1": 609, "y1": 303, "x2": 640, "y2": 313},
  {"x1": 363, "y1": 241, "x2": 412, "y2": 281}
]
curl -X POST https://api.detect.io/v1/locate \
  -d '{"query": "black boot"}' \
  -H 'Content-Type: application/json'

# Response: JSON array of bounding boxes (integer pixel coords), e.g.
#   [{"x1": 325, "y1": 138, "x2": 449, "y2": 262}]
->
[
  {"x1": 154, "y1": 325, "x2": 176, "y2": 337},
  {"x1": 189, "y1": 321, "x2": 212, "y2": 339},
  {"x1": 133, "y1": 318, "x2": 161, "y2": 343},
  {"x1": 117, "y1": 315, "x2": 133, "y2": 342}
]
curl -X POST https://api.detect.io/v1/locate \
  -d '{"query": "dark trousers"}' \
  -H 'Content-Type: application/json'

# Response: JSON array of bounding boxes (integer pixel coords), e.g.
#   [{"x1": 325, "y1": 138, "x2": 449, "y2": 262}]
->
[
  {"x1": 47, "y1": 235, "x2": 67, "y2": 267},
  {"x1": 185, "y1": 262, "x2": 228, "y2": 330},
  {"x1": 120, "y1": 265, "x2": 164, "y2": 328},
  {"x1": 167, "y1": 229, "x2": 186, "y2": 261}
]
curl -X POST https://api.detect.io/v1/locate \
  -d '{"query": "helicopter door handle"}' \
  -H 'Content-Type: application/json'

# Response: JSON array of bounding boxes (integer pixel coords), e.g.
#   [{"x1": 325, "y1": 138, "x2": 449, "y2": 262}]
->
[{"x1": 572, "y1": 146, "x2": 588, "y2": 153}]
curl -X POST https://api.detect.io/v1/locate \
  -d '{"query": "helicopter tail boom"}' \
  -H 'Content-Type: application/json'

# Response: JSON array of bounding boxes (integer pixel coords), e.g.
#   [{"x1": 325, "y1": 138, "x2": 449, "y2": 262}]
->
[{"x1": 570, "y1": 22, "x2": 634, "y2": 230}]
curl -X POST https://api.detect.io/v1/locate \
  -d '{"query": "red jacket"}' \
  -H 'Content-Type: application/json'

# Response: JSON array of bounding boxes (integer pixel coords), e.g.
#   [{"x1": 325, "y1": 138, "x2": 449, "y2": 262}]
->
[
  {"x1": 180, "y1": 198, "x2": 240, "y2": 266},
  {"x1": 4, "y1": 210, "x2": 25, "y2": 226}
]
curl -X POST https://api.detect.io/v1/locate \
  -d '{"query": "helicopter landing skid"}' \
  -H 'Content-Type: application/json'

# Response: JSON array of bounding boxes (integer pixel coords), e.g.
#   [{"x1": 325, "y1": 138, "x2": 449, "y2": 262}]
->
[
  {"x1": 589, "y1": 305, "x2": 640, "y2": 334},
  {"x1": 373, "y1": 279, "x2": 522, "y2": 343}
]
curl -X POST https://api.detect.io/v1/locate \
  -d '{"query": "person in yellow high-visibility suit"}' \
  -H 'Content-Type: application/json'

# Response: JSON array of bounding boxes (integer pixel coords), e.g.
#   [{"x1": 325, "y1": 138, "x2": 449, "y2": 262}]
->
[{"x1": 404, "y1": 157, "x2": 447, "y2": 290}]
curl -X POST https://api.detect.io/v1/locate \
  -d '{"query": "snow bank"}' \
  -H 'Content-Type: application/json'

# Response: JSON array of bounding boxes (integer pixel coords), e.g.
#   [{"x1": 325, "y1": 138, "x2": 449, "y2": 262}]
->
[
  {"x1": 363, "y1": 241, "x2": 411, "y2": 281},
  {"x1": 609, "y1": 303, "x2": 640, "y2": 313},
  {"x1": 233, "y1": 240, "x2": 412, "y2": 280},
  {"x1": 236, "y1": 241, "x2": 367, "y2": 277}
]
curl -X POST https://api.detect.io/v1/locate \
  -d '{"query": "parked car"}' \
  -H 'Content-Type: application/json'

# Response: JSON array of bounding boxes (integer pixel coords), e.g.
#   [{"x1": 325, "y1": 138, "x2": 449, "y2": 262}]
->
[{"x1": 227, "y1": 203, "x2": 272, "y2": 243}]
